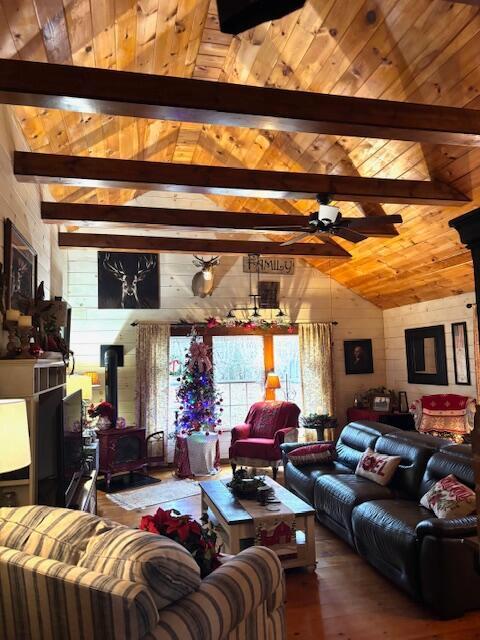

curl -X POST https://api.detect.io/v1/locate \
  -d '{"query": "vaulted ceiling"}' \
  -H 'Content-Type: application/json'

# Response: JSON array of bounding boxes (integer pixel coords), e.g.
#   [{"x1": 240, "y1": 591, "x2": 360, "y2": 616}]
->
[{"x1": 2, "y1": 0, "x2": 480, "y2": 308}]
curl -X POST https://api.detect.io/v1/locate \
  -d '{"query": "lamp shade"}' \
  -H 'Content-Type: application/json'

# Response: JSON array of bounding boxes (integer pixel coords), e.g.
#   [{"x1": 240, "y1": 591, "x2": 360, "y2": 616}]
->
[
  {"x1": 66, "y1": 374, "x2": 93, "y2": 400},
  {"x1": 0, "y1": 399, "x2": 31, "y2": 473},
  {"x1": 265, "y1": 373, "x2": 281, "y2": 390},
  {"x1": 83, "y1": 371, "x2": 100, "y2": 386}
]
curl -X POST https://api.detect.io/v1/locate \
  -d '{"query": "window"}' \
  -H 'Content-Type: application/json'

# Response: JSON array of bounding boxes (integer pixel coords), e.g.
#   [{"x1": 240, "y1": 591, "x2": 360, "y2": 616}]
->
[
  {"x1": 213, "y1": 335, "x2": 265, "y2": 430},
  {"x1": 167, "y1": 331, "x2": 302, "y2": 434},
  {"x1": 273, "y1": 334, "x2": 302, "y2": 409}
]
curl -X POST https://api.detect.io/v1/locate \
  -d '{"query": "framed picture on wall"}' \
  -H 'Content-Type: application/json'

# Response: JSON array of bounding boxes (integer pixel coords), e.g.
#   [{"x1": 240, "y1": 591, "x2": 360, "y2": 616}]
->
[
  {"x1": 405, "y1": 325, "x2": 448, "y2": 386},
  {"x1": 98, "y1": 251, "x2": 159, "y2": 309},
  {"x1": 4, "y1": 218, "x2": 37, "y2": 315},
  {"x1": 344, "y1": 339, "x2": 374, "y2": 375},
  {"x1": 452, "y1": 321, "x2": 471, "y2": 386}
]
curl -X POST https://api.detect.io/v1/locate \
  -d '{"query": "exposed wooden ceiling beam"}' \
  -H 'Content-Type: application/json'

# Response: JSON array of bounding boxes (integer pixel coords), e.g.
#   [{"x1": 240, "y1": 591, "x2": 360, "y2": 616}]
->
[
  {"x1": 41, "y1": 201, "x2": 402, "y2": 236},
  {"x1": 2, "y1": 59, "x2": 480, "y2": 145},
  {"x1": 57, "y1": 232, "x2": 352, "y2": 258},
  {"x1": 15, "y1": 153, "x2": 467, "y2": 205}
]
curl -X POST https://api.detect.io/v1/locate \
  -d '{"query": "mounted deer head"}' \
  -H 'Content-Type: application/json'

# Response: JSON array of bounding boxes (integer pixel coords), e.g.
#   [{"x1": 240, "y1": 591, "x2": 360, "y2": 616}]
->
[
  {"x1": 103, "y1": 253, "x2": 157, "y2": 308},
  {"x1": 191, "y1": 255, "x2": 220, "y2": 298}
]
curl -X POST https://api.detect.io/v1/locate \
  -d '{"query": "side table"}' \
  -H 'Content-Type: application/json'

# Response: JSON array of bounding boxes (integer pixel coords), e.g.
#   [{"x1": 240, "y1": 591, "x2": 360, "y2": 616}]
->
[
  {"x1": 346, "y1": 408, "x2": 415, "y2": 431},
  {"x1": 175, "y1": 432, "x2": 220, "y2": 478}
]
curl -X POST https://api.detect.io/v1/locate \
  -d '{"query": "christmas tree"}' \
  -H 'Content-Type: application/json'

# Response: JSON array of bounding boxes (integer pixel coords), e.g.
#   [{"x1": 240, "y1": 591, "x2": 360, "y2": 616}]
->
[{"x1": 176, "y1": 336, "x2": 223, "y2": 433}]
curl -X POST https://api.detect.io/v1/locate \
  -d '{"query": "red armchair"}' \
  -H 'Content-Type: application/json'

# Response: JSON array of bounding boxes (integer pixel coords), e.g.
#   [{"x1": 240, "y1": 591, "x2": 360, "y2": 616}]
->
[{"x1": 229, "y1": 401, "x2": 300, "y2": 480}]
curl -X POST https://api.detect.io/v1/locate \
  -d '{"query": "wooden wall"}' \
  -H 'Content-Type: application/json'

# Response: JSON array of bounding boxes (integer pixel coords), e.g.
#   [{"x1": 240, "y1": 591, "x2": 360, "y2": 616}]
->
[
  {"x1": 66, "y1": 194, "x2": 386, "y2": 431},
  {"x1": 384, "y1": 293, "x2": 477, "y2": 401},
  {"x1": 0, "y1": 105, "x2": 65, "y2": 349}
]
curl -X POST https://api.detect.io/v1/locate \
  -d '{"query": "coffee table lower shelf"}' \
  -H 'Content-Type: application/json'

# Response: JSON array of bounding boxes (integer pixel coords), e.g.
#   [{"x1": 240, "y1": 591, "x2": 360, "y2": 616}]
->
[{"x1": 200, "y1": 477, "x2": 316, "y2": 572}]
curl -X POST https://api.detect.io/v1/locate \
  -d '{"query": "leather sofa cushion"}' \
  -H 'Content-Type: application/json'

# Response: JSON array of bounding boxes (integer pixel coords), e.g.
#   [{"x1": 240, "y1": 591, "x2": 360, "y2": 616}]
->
[
  {"x1": 352, "y1": 499, "x2": 432, "y2": 598},
  {"x1": 230, "y1": 437, "x2": 277, "y2": 461},
  {"x1": 336, "y1": 421, "x2": 397, "y2": 471},
  {"x1": 374, "y1": 434, "x2": 438, "y2": 498},
  {"x1": 284, "y1": 460, "x2": 351, "y2": 505},
  {"x1": 420, "y1": 447, "x2": 474, "y2": 497},
  {"x1": 314, "y1": 475, "x2": 393, "y2": 542}
]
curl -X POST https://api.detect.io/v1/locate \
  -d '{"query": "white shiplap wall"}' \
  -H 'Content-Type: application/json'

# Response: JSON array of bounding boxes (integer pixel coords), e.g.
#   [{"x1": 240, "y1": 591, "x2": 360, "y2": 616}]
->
[
  {"x1": 67, "y1": 230, "x2": 386, "y2": 431},
  {"x1": 0, "y1": 105, "x2": 65, "y2": 351},
  {"x1": 383, "y1": 293, "x2": 477, "y2": 400}
]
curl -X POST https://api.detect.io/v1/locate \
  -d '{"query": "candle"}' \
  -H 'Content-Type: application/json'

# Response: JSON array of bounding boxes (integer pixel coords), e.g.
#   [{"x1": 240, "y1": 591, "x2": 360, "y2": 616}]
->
[
  {"x1": 18, "y1": 315, "x2": 32, "y2": 328},
  {"x1": 6, "y1": 309, "x2": 20, "y2": 322}
]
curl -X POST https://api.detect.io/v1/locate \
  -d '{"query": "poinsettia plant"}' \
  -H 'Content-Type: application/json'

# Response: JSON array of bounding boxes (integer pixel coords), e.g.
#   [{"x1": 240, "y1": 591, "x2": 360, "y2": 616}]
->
[
  {"x1": 140, "y1": 507, "x2": 222, "y2": 578},
  {"x1": 87, "y1": 400, "x2": 115, "y2": 423}
]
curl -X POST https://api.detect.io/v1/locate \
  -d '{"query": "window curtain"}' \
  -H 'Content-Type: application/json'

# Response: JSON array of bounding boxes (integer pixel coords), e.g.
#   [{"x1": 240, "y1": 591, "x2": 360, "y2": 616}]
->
[
  {"x1": 298, "y1": 323, "x2": 335, "y2": 416},
  {"x1": 473, "y1": 305, "x2": 480, "y2": 401},
  {"x1": 135, "y1": 323, "x2": 170, "y2": 437}
]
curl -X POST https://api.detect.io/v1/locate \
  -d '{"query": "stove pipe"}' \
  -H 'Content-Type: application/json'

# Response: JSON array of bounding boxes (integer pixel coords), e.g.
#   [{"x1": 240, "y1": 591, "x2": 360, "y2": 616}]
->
[{"x1": 100, "y1": 345, "x2": 124, "y2": 425}]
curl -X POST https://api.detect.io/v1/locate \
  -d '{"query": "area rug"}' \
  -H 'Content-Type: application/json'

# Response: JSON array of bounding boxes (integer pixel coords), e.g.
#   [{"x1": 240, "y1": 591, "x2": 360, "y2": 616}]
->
[
  {"x1": 97, "y1": 473, "x2": 161, "y2": 494},
  {"x1": 105, "y1": 478, "x2": 201, "y2": 511}
]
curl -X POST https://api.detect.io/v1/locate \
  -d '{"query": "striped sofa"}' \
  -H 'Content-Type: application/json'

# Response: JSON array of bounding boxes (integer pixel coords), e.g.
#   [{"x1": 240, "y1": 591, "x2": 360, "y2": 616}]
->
[{"x1": 0, "y1": 506, "x2": 285, "y2": 640}]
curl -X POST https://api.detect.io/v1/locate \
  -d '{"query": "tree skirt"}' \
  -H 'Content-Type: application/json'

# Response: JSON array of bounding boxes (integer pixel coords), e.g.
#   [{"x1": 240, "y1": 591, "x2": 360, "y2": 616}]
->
[{"x1": 105, "y1": 478, "x2": 200, "y2": 511}]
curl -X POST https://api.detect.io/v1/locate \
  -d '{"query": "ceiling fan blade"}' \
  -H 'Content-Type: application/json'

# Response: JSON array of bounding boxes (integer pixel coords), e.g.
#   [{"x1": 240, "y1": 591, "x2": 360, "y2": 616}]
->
[
  {"x1": 280, "y1": 231, "x2": 313, "y2": 246},
  {"x1": 334, "y1": 227, "x2": 366, "y2": 243},
  {"x1": 253, "y1": 225, "x2": 309, "y2": 231},
  {"x1": 342, "y1": 214, "x2": 403, "y2": 236}
]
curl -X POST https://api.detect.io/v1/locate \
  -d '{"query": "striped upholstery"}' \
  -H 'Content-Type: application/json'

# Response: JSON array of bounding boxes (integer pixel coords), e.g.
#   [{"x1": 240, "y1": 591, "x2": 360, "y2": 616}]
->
[
  {"x1": 0, "y1": 546, "x2": 158, "y2": 640},
  {"x1": 79, "y1": 526, "x2": 201, "y2": 610},
  {"x1": 0, "y1": 507, "x2": 285, "y2": 640},
  {"x1": 0, "y1": 505, "x2": 117, "y2": 564},
  {"x1": 144, "y1": 546, "x2": 285, "y2": 640}
]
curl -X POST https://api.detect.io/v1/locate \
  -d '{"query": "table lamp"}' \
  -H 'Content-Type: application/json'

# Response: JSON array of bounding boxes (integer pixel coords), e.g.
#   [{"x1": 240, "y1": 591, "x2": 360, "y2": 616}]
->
[
  {"x1": 265, "y1": 372, "x2": 281, "y2": 401},
  {"x1": 66, "y1": 374, "x2": 93, "y2": 400},
  {"x1": 83, "y1": 371, "x2": 100, "y2": 387},
  {"x1": 0, "y1": 399, "x2": 31, "y2": 506}
]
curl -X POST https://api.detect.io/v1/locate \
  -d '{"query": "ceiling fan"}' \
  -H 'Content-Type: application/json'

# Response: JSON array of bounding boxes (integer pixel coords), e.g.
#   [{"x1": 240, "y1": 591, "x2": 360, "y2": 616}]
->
[{"x1": 254, "y1": 195, "x2": 403, "y2": 246}]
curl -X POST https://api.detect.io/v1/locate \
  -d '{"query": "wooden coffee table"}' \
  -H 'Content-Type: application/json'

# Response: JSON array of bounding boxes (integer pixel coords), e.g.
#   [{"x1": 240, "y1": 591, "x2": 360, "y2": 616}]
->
[{"x1": 199, "y1": 476, "x2": 316, "y2": 571}]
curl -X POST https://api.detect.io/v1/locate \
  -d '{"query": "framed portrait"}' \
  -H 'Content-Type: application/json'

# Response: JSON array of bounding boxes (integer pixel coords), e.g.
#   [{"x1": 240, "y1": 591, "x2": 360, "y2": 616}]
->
[
  {"x1": 4, "y1": 219, "x2": 37, "y2": 315},
  {"x1": 98, "y1": 251, "x2": 159, "y2": 309},
  {"x1": 452, "y1": 321, "x2": 471, "y2": 386},
  {"x1": 344, "y1": 339, "x2": 374, "y2": 375}
]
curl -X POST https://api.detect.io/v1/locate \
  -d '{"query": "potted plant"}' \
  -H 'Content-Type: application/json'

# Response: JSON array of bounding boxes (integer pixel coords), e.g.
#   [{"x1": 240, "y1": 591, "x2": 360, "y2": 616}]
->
[{"x1": 301, "y1": 413, "x2": 337, "y2": 440}]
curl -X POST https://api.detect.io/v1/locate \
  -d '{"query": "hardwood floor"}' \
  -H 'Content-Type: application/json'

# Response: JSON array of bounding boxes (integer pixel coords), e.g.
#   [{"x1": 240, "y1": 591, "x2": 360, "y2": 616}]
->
[{"x1": 97, "y1": 466, "x2": 480, "y2": 640}]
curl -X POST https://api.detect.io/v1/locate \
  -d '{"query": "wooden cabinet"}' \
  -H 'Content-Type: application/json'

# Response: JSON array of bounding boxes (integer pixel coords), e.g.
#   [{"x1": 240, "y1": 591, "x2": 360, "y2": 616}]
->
[{"x1": 97, "y1": 427, "x2": 147, "y2": 491}]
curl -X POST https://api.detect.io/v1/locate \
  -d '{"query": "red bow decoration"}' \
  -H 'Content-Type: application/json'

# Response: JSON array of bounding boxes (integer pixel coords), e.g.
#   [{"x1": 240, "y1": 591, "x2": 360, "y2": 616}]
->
[{"x1": 188, "y1": 341, "x2": 212, "y2": 373}]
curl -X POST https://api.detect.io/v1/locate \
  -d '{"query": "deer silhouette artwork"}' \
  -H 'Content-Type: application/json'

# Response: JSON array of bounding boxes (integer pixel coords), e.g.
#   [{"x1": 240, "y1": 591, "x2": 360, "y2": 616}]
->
[
  {"x1": 191, "y1": 256, "x2": 220, "y2": 298},
  {"x1": 103, "y1": 253, "x2": 157, "y2": 308}
]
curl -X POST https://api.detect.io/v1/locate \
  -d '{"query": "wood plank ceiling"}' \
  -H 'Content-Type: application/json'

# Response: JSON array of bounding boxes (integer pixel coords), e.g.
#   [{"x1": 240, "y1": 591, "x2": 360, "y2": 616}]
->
[{"x1": 1, "y1": 0, "x2": 480, "y2": 308}]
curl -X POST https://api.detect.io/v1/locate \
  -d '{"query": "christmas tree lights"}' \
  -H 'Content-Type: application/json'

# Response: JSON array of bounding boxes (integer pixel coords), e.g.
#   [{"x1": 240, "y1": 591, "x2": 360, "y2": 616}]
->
[{"x1": 176, "y1": 336, "x2": 223, "y2": 434}]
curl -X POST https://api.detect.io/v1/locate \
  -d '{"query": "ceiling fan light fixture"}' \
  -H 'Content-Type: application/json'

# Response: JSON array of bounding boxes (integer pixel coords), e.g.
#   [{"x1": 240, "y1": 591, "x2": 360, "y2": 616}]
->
[{"x1": 318, "y1": 204, "x2": 340, "y2": 225}]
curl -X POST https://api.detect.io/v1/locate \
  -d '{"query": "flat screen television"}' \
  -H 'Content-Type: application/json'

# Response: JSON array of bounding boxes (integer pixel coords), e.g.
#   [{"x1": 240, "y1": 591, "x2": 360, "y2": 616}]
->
[{"x1": 62, "y1": 390, "x2": 84, "y2": 506}]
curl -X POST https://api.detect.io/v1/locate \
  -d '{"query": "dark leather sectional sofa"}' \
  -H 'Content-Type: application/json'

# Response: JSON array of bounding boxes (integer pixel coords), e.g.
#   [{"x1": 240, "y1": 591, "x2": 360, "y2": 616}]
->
[{"x1": 281, "y1": 420, "x2": 480, "y2": 618}]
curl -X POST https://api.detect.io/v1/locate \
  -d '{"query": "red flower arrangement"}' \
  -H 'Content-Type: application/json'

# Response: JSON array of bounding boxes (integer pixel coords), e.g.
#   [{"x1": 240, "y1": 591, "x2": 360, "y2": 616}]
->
[
  {"x1": 88, "y1": 401, "x2": 115, "y2": 423},
  {"x1": 140, "y1": 508, "x2": 221, "y2": 578}
]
